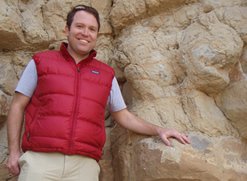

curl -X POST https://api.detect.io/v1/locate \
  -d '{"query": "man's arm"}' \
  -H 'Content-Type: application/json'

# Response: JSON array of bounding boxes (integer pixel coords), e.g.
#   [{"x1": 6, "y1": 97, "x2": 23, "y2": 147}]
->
[
  {"x1": 111, "y1": 108, "x2": 190, "y2": 146},
  {"x1": 6, "y1": 92, "x2": 30, "y2": 175}
]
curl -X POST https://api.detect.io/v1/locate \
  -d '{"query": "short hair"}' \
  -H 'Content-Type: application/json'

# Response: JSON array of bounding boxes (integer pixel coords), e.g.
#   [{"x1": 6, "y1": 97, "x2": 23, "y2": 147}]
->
[{"x1": 66, "y1": 5, "x2": 100, "y2": 31}]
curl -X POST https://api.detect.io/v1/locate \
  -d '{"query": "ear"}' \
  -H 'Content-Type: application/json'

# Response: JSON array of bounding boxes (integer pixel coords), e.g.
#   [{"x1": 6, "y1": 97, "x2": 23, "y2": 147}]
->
[{"x1": 64, "y1": 25, "x2": 69, "y2": 36}]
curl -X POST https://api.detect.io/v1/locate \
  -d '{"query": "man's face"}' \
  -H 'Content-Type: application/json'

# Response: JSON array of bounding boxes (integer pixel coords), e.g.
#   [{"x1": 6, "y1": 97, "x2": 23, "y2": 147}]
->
[{"x1": 65, "y1": 11, "x2": 98, "y2": 61}]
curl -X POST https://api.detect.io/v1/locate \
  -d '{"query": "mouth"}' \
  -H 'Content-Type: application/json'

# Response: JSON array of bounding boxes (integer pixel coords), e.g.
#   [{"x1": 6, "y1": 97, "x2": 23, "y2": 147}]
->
[{"x1": 79, "y1": 39, "x2": 89, "y2": 44}]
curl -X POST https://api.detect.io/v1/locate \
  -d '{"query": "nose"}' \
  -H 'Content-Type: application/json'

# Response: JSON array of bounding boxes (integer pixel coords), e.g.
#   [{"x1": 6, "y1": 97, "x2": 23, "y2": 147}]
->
[{"x1": 81, "y1": 27, "x2": 89, "y2": 36}]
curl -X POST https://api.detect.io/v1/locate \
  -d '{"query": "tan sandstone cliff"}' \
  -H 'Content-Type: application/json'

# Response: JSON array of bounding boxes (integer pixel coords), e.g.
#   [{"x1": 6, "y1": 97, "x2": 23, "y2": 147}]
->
[{"x1": 0, "y1": 0, "x2": 247, "y2": 181}]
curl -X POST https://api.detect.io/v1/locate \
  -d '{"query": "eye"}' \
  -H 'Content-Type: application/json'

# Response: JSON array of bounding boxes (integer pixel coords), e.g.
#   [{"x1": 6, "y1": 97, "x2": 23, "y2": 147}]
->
[
  {"x1": 76, "y1": 24, "x2": 83, "y2": 28},
  {"x1": 89, "y1": 27, "x2": 97, "y2": 32}
]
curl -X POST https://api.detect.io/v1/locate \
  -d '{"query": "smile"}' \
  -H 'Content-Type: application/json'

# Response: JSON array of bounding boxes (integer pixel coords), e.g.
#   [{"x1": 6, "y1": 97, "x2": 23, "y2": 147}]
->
[{"x1": 79, "y1": 39, "x2": 89, "y2": 44}]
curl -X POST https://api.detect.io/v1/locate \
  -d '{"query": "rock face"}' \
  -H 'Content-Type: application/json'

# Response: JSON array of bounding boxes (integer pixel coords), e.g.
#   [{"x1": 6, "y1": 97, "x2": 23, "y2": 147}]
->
[{"x1": 1, "y1": 0, "x2": 247, "y2": 180}]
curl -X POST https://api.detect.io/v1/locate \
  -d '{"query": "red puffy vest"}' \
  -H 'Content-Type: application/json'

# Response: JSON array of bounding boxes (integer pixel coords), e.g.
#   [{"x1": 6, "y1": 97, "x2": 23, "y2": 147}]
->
[{"x1": 22, "y1": 43, "x2": 114, "y2": 161}]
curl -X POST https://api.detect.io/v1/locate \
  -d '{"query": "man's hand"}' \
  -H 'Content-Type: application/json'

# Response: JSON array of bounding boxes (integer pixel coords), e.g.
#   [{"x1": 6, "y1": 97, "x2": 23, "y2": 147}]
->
[
  {"x1": 6, "y1": 93, "x2": 30, "y2": 176},
  {"x1": 157, "y1": 128, "x2": 190, "y2": 146},
  {"x1": 6, "y1": 152, "x2": 21, "y2": 176},
  {"x1": 112, "y1": 109, "x2": 191, "y2": 146}
]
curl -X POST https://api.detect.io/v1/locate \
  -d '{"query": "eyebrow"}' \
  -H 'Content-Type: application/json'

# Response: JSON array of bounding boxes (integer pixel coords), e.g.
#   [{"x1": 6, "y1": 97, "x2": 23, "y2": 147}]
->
[{"x1": 74, "y1": 22, "x2": 98, "y2": 29}]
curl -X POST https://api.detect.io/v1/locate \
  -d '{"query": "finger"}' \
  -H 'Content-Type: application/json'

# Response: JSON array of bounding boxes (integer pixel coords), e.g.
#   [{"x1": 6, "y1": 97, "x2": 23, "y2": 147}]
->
[
  {"x1": 182, "y1": 134, "x2": 191, "y2": 144},
  {"x1": 177, "y1": 135, "x2": 186, "y2": 144},
  {"x1": 178, "y1": 134, "x2": 190, "y2": 144},
  {"x1": 161, "y1": 136, "x2": 172, "y2": 147},
  {"x1": 171, "y1": 133, "x2": 186, "y2": 144},
  {"x1": 7, "y1": 164, "x2": 20, "y2": 176},
  {"x1": 12, "y1": 167, "x2": 20, "y2": 176}
]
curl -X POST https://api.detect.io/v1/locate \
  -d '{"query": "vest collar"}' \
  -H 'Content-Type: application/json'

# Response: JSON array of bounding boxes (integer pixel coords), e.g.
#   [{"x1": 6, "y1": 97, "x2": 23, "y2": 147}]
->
[{"x1": 60, "y1": 42, "x2": 97, "y2": 64}]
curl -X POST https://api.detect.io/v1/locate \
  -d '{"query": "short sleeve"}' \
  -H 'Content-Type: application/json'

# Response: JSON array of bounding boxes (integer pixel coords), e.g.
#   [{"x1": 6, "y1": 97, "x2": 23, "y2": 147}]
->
[
  {"x1": 108, "y1": 77, "x2": 127, "y2": 112},
  {"x1": 15, "y1": 59, "x2": 37, "y2": 97}
]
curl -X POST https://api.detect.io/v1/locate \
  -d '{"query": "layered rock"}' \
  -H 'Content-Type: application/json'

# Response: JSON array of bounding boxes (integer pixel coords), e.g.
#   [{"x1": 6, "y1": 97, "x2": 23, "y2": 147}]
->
[{"x1": 0, "y1": 0, "x2": 247, "y2": 180}]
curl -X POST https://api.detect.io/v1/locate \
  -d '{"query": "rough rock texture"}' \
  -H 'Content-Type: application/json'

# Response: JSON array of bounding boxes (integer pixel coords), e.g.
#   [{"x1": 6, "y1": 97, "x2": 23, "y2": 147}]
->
[{"x1": 0, "y1": 0, "x2": 247, "y2": 180}]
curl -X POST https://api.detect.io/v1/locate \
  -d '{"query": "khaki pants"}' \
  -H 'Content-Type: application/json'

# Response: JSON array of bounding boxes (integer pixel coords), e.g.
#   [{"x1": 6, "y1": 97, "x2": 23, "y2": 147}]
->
[{"x1": 18, "y1": 151, "x2": 100, "y2": 181}]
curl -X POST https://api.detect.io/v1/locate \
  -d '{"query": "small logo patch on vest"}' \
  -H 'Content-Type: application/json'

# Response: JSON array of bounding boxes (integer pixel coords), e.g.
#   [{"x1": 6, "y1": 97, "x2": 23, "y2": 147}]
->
[{"x1": 91, "y1": 70, "x2": 100, "y2": 75}]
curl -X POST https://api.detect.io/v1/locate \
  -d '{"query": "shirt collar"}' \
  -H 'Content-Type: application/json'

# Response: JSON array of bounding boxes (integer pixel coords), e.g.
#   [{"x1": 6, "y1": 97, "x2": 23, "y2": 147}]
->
[{"x1": 60, "y1": 42, "x2": 97, "y2": 64}]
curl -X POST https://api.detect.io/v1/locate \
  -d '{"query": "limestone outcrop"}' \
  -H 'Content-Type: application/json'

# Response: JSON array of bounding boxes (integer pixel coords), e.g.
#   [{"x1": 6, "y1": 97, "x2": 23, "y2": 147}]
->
[{"x1": 0, "y1": 0, "x2": 247, "y2": 180}]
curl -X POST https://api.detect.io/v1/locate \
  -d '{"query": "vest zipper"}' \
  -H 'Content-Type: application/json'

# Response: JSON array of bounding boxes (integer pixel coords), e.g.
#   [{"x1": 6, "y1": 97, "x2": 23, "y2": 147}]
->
[
  {"x1": 69, "y1": 64, "x2": 81, "y2": 152},
  {"x1": 27, "y1": 132, "x2": 30, "y2": 141}
]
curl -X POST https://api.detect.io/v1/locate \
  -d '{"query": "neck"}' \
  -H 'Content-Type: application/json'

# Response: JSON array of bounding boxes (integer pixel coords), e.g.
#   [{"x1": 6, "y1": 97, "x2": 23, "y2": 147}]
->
[
  {"x1": 74, "y1": 55, "x2": 88, "y2": 64},
  {"x1": 67, "y1": 46, "x2": 89, "y2": 64}
]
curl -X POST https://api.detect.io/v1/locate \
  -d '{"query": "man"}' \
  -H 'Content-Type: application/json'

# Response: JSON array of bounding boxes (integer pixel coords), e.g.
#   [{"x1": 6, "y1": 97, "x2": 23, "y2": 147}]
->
[{"x1": 6, "y1": 4, "x2": 190, "y2": 181}]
